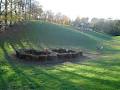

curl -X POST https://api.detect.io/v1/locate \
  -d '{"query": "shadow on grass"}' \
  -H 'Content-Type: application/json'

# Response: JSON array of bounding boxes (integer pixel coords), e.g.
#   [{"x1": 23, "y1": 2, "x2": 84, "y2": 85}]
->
[
  {"x1": 0, "y1": 42, "x2": 46, "y2": 89},
  {"x1": 0, "y1": 22, "x2": 119, "y2": 89},
  {"x1": 30, "y1": 66, "x2": 118, "y2": 90},
  {"x1": 54, "y1": 68, "x2": 120, "y2": 89},
  {"x1": 0, "y1": 43, "x2": 84, "y2": 89},
  {"x1": 0, "y1": 66, "x2": 8, "y2": 90},
  {"x1": 0, "y1": 40, "x2": 120, "y2": 90}
]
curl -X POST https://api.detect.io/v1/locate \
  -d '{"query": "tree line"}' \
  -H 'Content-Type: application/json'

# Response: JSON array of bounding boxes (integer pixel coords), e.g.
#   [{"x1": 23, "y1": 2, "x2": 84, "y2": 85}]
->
[
  {"x1": 0, "y1": 0, "x2": 41, "y2": 30},
  {"x1": 0, "y1": 0, "x2": 71, "y2": 31},
  {"x1": 2, "y1": 0, "x2": 119, "y2": 36},
  {"x1": 91, "y1": 18, "x2": 120, "y2": 36},
  {"x1": 41, "y1": 11, "x2": 71, "y2": 25},
  {"x1": 72, "y1": 17, "x2": 120, "y2": 36}
]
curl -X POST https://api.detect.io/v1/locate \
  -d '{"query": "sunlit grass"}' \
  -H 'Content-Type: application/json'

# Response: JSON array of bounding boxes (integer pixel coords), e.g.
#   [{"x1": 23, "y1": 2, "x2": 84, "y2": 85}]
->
[{"x1": 0, "y1": 21, "x2": 120, "y2": 90}]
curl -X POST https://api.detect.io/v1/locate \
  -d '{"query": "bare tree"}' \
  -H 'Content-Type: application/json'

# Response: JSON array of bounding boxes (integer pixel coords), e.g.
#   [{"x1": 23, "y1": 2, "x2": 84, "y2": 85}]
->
[{"x1": 5, "y1": 0, "x2": 8, "y2": 26}]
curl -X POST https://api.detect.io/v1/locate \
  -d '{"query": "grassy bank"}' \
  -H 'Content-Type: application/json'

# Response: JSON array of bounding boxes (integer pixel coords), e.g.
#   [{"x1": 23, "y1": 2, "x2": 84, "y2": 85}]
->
[{"x1": 0, "y1": 21, "x2": 120, "y2": 90}]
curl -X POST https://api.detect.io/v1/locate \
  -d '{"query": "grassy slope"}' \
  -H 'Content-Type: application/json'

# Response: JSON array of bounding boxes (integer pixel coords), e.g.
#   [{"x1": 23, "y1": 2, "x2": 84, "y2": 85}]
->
[{"x1": 0, "y1": 21, "x2": 120, "y2": 90}]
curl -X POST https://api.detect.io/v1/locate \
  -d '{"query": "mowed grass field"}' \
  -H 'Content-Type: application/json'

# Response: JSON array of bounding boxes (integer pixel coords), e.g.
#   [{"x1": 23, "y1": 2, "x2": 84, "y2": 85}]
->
[{"x1": 0, "y1": 21, "x2": 120, "y2": 90}]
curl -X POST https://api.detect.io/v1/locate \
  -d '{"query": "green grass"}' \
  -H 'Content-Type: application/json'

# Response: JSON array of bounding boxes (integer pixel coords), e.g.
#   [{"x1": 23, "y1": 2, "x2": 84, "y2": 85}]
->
[{"x1": 0, "y1": 21, "x2": 120, "y2": 90}]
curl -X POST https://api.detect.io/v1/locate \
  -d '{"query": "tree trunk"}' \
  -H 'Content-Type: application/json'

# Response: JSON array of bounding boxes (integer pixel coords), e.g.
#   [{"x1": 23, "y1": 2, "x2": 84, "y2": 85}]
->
[
  {"x1": 0, "y1": 0, "x2": 1, "y2": 16},
  {"x1": 5, "y1": 0, "x2": 8, "y2": 27},
  {"x1": 10, "y1": 0, "x2": 13, "y2": 26},
  {"x1": 29, "y1": 0, "x2": 31, "y2": 20}
]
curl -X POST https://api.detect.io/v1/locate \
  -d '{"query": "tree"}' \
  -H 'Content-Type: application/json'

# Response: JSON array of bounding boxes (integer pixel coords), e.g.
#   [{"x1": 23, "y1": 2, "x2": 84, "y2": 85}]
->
[
  {"x1": 30, "y1": 1, "x2": 43, "y2": 20},
  {"x1": 73, "y1": 16, "x2": 81, "y2": 26},
  {"x1": 0, "y1": 0, "x2": 2, "y2": 19},
  {"x1": 5, "y1": 0, "x2": 8, "y2": 26},
  {"x1": 90, "y1": 18, "x2": 120, "y2": 36},
  {"x1": 0, "y1": 0, "x2": 42, "y2": 30}
]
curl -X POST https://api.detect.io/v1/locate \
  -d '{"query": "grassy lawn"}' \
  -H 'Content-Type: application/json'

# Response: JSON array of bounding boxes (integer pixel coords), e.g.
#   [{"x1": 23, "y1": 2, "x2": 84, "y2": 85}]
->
[{"x1": 0, "y1": 21, "x2": 120, "y2": 90}]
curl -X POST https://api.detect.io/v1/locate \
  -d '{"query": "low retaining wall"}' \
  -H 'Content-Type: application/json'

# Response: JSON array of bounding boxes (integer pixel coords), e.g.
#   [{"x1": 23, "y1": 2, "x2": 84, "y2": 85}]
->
[{"x1": 15, "y1": 48, "x2": 83, "y2": 61}]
